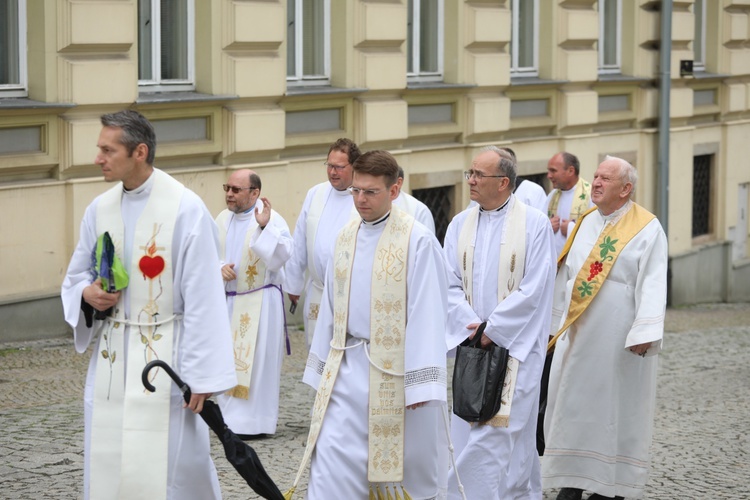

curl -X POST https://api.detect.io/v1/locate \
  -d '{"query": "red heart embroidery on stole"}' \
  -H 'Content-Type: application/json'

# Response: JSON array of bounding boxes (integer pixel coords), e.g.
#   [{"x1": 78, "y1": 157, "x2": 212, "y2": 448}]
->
[{"x1": 139, "y1": 255, "x2": 165, "y2": 279}]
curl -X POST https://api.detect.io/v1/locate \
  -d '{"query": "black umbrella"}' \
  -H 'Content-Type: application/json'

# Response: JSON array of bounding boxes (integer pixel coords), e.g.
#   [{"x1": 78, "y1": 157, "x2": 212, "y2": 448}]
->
[{"x1": 142, "y1": 360, "x2": 285, "y2": 500}]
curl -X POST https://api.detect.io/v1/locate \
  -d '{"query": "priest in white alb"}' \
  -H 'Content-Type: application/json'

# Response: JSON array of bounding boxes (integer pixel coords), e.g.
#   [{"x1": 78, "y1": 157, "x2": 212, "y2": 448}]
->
[
  {"x1": 284, "y1": 138, "x2": 360, "y2": 347},
  {"x1": 444, "y1": 146, "x2": 555, "y2": 499},
  {"x1": 286, "y1": 150, "x2": 449, "y2": 500},
  {"x1": 60, "y1": 110, "x2": 237, "y2": 500},
  {"x1": 545, "y1": 152, "x2": 594, "y2": 257},
  {"x1": 542, "y1": 156, "x2": 667, "y2": 500},
  {"x1": 215, "y1": 169, "x2": 293, "y2": 438}
]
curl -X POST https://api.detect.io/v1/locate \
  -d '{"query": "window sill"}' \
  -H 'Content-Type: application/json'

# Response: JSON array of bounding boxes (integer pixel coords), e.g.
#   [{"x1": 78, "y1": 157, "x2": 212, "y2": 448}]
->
[
  {"x1": 509, "y1": 76, "x2": 568, "y2": 87},
  {"x1": 284, "y1": 85, "x2": 368, "y2": 97},
  {"x1": 689, "y1": 70, "x2": 732, "y2": 81},
  {"x1": 596, "y1": 74, "x2": 653, "y2": 84},
  {"x1": 0, "y1": 98, "x2": 75, "y2": 111},
  {"x1": 136, "y1": 91, "x2": 239, "y2": 105},
  {"x1": 406, "y1": 82, "x2": 476, "y2": 91}
]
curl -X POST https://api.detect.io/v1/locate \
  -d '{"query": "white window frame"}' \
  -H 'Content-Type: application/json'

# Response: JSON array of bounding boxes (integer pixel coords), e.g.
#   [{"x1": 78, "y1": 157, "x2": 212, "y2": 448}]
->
[
  {"x1": 510, "y1": 0, "x2": 539, "y2": 78},
  {"x1": 138, "y1": 0, "x2": 195, "y2": 92},
  {"x1": 0, "y1": 0, "x2": 27, "y2": 98},
  {"x1": 286, "y1": 0, "x2": 331, "y2": 87},
  {"x1": 407, "y1": 0, "x2": 444, "y2": 83},
  {"x1": 693, "y1": 0, "x2": 706, "y2": 71},
  {"x1": 598, "y1": 0, "x2": 622, "y2": 75}
]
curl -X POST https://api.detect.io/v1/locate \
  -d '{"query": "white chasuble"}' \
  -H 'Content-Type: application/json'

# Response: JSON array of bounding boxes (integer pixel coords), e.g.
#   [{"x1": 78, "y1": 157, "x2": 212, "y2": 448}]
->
[
  {"x1": 456, "y1": 198, "x2": 526, "y2": 427},
  {"x1": 216, "y1": 209, "x2": 266, "y2": 399},
  {"x1": 92, "y1": 168, "x2": 182, "y2": 500}
]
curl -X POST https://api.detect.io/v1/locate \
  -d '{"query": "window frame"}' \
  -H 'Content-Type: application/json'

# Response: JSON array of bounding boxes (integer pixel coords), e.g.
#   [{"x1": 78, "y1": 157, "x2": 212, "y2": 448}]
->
[
  {"x1": 0, "y1": 0, "x2": 28, "y2": 98},
  {"x1": 138, "y1": 0, "x2": 196, "y2": 93},
  {"x1": 407, "y1": 0, "x2": 444, "y2": 83},
  {"x1": 510, "y1": 0, "x2": 539, "y2": 78},
  {"x1": 598, "y1": 0, "x2": 622, "y2": 75},
  {"x1": 286, "y1": 0, "x2": 331, "y2": 87},
  {"x1": 693, "y1": 0, "x2": 706, "y2": 71}
]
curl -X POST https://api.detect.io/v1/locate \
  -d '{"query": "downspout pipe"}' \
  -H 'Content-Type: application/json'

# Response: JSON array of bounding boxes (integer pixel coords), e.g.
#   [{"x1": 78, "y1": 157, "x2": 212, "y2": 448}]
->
[
  {"x1": 658, "y1": 0, "x2": 673, "y2": 304},
  {"x1": 658, "y1": 0, "x2": 672, "y2": 234}
]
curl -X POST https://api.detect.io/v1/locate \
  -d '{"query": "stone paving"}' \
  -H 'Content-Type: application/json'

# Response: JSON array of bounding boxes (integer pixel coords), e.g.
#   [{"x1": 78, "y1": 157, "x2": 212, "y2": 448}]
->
[{"x1": 1, "y1": 303, "x2": 749, "y2": 499}]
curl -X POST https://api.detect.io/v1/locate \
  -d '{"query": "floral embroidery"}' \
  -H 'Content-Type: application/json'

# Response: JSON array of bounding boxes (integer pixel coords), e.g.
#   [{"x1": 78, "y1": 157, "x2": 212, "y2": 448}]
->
[
  {"x1": 577, "y1": 280, "x2": 594, "y2": 297},
  {"x1": 599, "y1": 236, "x2": 618, "y2": 261}
]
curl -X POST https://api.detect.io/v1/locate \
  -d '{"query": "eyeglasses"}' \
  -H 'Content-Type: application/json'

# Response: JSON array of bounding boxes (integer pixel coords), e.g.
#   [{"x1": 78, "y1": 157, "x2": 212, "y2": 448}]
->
[
  {"x1": 347, "y1": 186, "x2": 382, "y2": 197},
  {"x1": 223, "y1": 184, "x2": 258, "y2": 194},
  {"x1": 463, "y1": 170, "x2": 508, "y2": 181},
  {"x1": 323, "y1": 161, "x2": 349, "y2": 171}
]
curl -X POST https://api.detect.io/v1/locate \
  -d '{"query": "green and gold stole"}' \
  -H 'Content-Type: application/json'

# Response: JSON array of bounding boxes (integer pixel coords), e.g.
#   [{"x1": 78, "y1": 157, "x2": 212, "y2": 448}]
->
[
  {"x1": 91, "y1": 169, "x2": 183, "y2": 500},
  {"x1": 547, "y1": 177, "x2": 592, "y2": 220},
  {"x1": 548, "y1": 203, "x2": 656, "y2": 351},
  {"x1": 216, "y1": 209, "x2": 267, "y2": 399}
]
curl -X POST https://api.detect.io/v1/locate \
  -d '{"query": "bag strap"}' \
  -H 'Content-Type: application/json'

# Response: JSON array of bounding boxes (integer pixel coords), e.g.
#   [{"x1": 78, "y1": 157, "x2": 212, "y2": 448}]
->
[{"x1": 463, "y1": 321, "x2": 487, "y2": 348}]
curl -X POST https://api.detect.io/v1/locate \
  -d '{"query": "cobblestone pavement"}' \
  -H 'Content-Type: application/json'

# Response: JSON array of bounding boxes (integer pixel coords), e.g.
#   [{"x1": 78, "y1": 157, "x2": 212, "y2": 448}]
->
[{"x1": 1, "y1": 303, "x2": 748, "y2": 499}]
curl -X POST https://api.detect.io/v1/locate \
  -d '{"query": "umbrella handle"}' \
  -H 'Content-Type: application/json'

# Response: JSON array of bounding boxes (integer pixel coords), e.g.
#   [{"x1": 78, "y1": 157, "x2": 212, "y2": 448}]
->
[{"x1": 142, "y1": 360, "x2": 192, "y2": 403}]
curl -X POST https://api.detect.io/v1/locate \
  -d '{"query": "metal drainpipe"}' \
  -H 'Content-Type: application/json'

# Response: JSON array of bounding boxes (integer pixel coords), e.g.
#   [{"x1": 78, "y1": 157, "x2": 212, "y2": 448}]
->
[
  {"x1": 658, "y1": 0, "x2": 673, "y2": 305},
  {"x1": 658, "y1": 0, "x2": 672, "y2": 234}
]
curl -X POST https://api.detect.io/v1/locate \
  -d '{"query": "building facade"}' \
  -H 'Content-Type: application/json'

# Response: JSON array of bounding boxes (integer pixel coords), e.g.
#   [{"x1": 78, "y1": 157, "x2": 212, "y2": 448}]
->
[{"x1": 1, "y1": 0, "x2": 749, "y2": 341}]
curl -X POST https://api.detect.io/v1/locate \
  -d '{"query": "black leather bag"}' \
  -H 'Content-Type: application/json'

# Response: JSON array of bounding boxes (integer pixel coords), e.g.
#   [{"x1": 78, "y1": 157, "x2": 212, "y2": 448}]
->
[{"x1": 451, "y1": 322, "x2": 509, "y2": 422}]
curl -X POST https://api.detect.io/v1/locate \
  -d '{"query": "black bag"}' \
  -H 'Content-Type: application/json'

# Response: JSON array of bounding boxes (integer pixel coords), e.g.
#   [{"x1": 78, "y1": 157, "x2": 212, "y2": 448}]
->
[{"x1": 452, "y1": 322, "x2": 509, "y2": 422}]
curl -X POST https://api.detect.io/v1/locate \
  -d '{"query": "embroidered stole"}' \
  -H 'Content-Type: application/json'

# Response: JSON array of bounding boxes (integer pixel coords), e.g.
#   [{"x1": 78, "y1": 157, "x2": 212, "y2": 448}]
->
[
  {"x1": 548, "y1": 203, "x2": 656, "y2": 352},
  {"x1": 216, "y1": 209, "x2": 267, "y2": 399},
  {"x1": 547, "y1": 177, "x2": 592, "y2": 220},
  {"x1": 457, "y1": 197, "x2": 526, "y2": 427},
  {"x1": 305, "y1": 184, "x2": 357, "y2": 335},
  {"x1": 91, "y1": 168, "x2": 183, "y2": 500},
  {"x1": 285, "y1": 207, "x2": 414, "y2": 498}
]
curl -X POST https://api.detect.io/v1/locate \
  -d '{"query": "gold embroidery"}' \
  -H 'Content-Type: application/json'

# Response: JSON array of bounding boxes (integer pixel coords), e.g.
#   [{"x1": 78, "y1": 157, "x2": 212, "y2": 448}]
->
[
  {"x1": 308, "y1": 303, "x2": 320, "y2": 320},
  {"x1": 245, "y1": 256, "x2": 260, "y2": 289}
]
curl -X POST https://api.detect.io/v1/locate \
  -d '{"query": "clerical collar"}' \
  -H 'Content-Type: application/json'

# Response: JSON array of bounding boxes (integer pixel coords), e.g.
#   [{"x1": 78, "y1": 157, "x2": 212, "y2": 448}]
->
[
  {"x1": 123, "y1": 169, "x2": 155, "y2": 196},
  {"x1": 479, "y1": 196, "x2": 511, "y2": 213},
  {"x1": 600, "y1": 199, "x2": 632, "y2": 224},
  {"x1": 362, "y1": 211, "x2": 390, "y2": 226}
]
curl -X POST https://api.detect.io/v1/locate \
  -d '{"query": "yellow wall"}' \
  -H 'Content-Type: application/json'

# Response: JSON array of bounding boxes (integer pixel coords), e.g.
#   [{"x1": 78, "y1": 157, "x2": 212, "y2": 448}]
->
[{"x1": 1, "y1": 0, "x2": 750, "y2": 319}]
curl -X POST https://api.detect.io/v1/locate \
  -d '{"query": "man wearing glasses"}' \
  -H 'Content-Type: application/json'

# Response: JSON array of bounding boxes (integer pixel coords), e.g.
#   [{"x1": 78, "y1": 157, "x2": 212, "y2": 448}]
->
[
  {"x1": 443, "y1": 146, "x2": 555, "y2": 499},
  {"x1": 285, "y1": 138, "x2": 360, "y2": 347},
  {"x1": 296, "y1": 150, "x2": 449, "y2": 499},
  {"x1": 215, "y1": 169, "x2": 293, "y2": 440}
]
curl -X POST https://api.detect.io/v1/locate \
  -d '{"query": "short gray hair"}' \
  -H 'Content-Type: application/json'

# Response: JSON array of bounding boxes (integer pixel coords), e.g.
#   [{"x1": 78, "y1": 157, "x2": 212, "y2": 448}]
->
[
  {"x1": 604, "y1": 155, "x2": 638, "y2": 196},
  {"x1": 100, "y1": 110, "x2": 157, "y2": 165},
  {"x1": 480, "y1": 145, "x2": 517, "y2": 190}
]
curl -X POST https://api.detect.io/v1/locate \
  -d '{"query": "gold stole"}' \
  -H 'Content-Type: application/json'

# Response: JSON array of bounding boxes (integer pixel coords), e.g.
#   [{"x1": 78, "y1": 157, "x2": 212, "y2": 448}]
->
[
  {"x1": 284, "y1": 207, "x2": 414, "y2": 498},
  {"x1": 457, "y1": 197, "x2": 526, "y2": 427},
  {"x1": 547, "y1": 177, "x2": 592, "y2": 220},
  {"x1": 91, "y1": 169, "x2": 183, "y2": 500},
  {"x1": 216, "y1": 209, "x2": 267, "y2": 399},
  {"x1": 548, "y1": 203, "x2": 656, "y2": 351}
]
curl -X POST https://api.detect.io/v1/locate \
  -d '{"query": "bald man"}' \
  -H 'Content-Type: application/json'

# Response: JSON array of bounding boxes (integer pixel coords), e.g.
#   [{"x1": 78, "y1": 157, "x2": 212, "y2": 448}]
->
[{"x1": 215, "y1": 169, "x2": 293, "y2": 438}]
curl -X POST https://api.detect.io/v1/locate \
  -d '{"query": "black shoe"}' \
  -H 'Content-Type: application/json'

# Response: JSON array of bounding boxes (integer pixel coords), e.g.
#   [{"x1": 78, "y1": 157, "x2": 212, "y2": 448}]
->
[
  {"x1": 236, "y1": 433, "x2": 268, "y2": 441},
  {"x1": 587, "y1": 494, "x2": 623, "y2": 500},
  {"x1": 556, "y1": 488, "x2": 583, "y2": 500}
]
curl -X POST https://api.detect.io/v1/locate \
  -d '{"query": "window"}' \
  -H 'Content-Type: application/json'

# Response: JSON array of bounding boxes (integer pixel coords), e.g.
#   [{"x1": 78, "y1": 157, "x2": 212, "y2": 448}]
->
[
  {"x1": 138, "y1": 0, "x2": 195, "y2": 91},
  {"x1": 693, "y1": 0, "x2": 705, "y2": 71},
  {"x1": 510, "y1": 0, "x2": 538, "y2": 77},
  {"x1": 598, "y1": 0, "x2": 621, "y2": 74},
  {"x1": 0, "y1": 0, "x2": 27, "y2": 97},
  {"x1": 692, "y1": 154, "x2": 712, "y2": 238},
  {"x1": 407, "y1": 0, "x2": 443, "y2": 82},
  {"x1": 287, "y1": 0, "x2": 330, "y2": 86}
]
